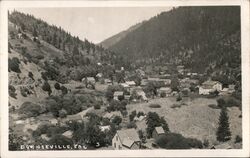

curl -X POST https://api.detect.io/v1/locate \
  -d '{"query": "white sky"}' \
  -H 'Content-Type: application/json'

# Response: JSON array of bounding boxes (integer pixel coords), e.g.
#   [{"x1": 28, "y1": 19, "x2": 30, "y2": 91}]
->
[{"x1": 14, "y1": 7, "x2": 172, "y2": 44}]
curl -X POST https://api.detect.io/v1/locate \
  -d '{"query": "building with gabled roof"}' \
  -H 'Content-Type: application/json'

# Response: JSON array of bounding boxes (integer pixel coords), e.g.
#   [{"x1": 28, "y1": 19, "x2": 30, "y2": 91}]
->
[
  {"x1": 113, "y1": 91, "x2": 124, "y2": 100},
  {"x1": 112, "y1": 128, "x2": 141, "y2": 150},
  {"x1": 62, "y1": 130, "x2": 73, "y2": 139},
  {"x1": 199, "y1": 80, "x2": 222, "y2": 95},
  {"x1": 152, "y1": 126, "x2": 165, "y2": 139},
  {"x1": 125, "y1": 81, "x2": 136, "y2": 87}
]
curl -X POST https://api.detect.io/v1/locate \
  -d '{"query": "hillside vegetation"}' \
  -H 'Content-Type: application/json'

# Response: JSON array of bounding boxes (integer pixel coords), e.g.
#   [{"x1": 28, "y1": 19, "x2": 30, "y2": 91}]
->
[{"x1": 107, "y1": 6, "x2": 241, "y2": 81}]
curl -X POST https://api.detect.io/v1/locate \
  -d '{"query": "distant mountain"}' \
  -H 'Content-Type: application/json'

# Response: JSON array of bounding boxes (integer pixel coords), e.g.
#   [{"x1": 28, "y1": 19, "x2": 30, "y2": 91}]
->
[
  {"x1": 105, "y1": 7, "x2": 241, "y2": 78},
  {"x1": 99, "y1": 22, "x2": 144, "y2": 49}
]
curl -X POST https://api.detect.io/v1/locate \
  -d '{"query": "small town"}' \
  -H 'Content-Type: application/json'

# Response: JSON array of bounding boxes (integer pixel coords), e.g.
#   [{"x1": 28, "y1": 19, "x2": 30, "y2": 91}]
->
[{"x1": 8, "y1": 7, "x2": 242, "y2": 151}]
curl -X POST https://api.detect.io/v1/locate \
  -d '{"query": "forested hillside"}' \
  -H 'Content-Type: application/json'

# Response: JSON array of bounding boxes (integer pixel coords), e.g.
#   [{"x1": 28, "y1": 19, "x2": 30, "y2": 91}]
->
[
  {"x1": 8, "y1": 11, "x2": 129, "y2": 83},
  {"x1": 99, "y1": 22, "x2": 144, "y2": 49},
  {"x1": 107, "y1": 6, "x2": 241, "y2": 81}
]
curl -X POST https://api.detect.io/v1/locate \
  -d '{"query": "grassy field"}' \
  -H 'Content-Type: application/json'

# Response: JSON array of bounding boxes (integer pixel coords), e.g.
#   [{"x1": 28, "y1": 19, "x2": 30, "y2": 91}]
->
[{"x1": 126, "y1": 96, "x2": 242, "y2": 148}]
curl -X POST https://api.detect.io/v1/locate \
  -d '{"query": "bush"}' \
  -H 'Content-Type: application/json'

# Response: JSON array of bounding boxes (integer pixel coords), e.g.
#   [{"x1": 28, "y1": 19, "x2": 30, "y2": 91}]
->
[
  {"x1": 9, "y1": 85, "x2": 17, "y2": 99},
  {"x1": 94, "y1": 104, "x2": 101, "y2": 109},
  {"x1": 28, "y1": 72, "x2": 34, "y2": 80},
  {"x1": 20, "y1": 88, "x2": 27, "y2": 97},
  {"x1": 137, "y1": 111, "x2": 145, "y2": 117},
  {"x1": 155, "y1": 133, "x2": 203, "y2": 149},
  {"x1": 59, "y1": 109, "x2": 67, "y2": 118},
  {"x1": 19, "y1": 102, "x2": 43, "y2": 117},
  {"x1": 8, "y1": 57, "x2": 21, "y2": 73},
  {"x1": 54, "y1": 82, "x2": 61, "y2": 90},
  {"x1": 129, "y1": 110, "x2": 137, "y2": 122},
  {"x1": 235, "y1": 135, "x2": 242, "y2": 143},
  {"x1": 208, "y1": 104, "x2": 220, "y2": 109},
  {"x1": 217, "y1": 98, "x2": 226, "y2": 108},
  {"x1": 35, "y1": 54, "x2": 44, "y2": 60},
  {"x1": 227, "y1": 97, "x2": 240, "y2": 107},
  {"x1": 127, "y1": 121, "x2": 137, "y2": 129},
  {"x1": 203, "y1": 139, "x2": 209, "y2": 148},
  {"x1": 176, "y1": 95, "x2": 182, "y2": 101},
  {"x1": 60, "y1": 86, "x2": 68, "y2": 95},
  {"x1": 149, "y1": 104, "x2": 161, "y2": 108},
  {"x1": 171, "y1": 104, "x2": 181, "y2": 109},
  {"x1": 42, "y1": 81, "x2": 52, "y2": 96},
  {"x1": 160, "y1": 92, "x2": 166, "y2": 98},
  {"x1": 112, "y1": 116, "x2": 122, "y2": 126}
]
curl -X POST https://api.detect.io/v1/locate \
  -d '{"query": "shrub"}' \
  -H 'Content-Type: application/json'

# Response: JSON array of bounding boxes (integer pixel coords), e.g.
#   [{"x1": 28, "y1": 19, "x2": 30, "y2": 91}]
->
[
  {"x1": 60, "y1": 86, "x2": 68, "y2": 95},
  {"x1": 171, "y1": 104, "x2": 181, "y2": 109},
  {"x1": 160, "y1": 92, "x2": 166, "y2": 98},
  {"x1": 203, "y1": 139, "x2": 209, "y2": 148},
  {"x1": 59, "y1": 109, "x2": 67, "y2": 118},
  {"x1": 20, "y1": 87, "x2": 29, "y2": 97},
  {"x1": 235, "y1": 135, "x2": 242, "y2": 143},
  {"x1": 8, "y1": 57, "x2": 21, "y2": 73},
  {"x1": 176, "y1": 95, "x2": 182, "y2": 101},
  {"x1": 127, "y1": 121, "x2": 137, "y2": 129},
  {"x1": 137, "y1": 111, "x2": 145, "y2": 117},
  {"x1": 42, "y1": 81, "x2": 52, "y2": 96},
  {"x1": 36, "y1": 54, "x2": 44, "y2": 60},
  {"x1": 112, "y1": 116, "x2": 122, "y2": 126},
  {"x1": 155, "y1": 133, "x2": 203, "y2": 149},
  {"x1": 94, "y1": 104, "x2": 101, "y2": 109},
  {"x1": 54, "y1": 82, "x2": 61, "y2": 90},
  {"x1": 208, "y1": 104, "x2": 220, "y2": 109},
  {"x1": 149, "y1": 104, "x2": 161, "y2": 108},
  {"x1": 9, "y1": 85, "x2": 17, "y2": 99},
  {"x1": 19, "y1": 102, "x2": 43, "y2": 117},
  {"x1": 41, "y1": 72, "x2": 48, "y2": 81},
  {"x1": 227, "y1": 97, "x2": 240, "y2": 107},
  {"x1": 129, "y1": 110, "x2": 137, "y2": 122},
  {"x1": 28, "y1": 72, "x2": 34, "y2": 80},
  {"x1": 217, "y1": 98, "x2": 226, "y2": 108}
]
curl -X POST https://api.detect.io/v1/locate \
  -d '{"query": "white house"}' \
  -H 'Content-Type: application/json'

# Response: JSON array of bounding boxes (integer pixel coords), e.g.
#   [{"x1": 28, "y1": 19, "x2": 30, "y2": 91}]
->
[
  {"x1": 112, "y1": 128, "x2": 141, "y2": 150},
  {"x1": 113, "y1": 91, "x2": 124, "y2": 100},
  {"x1": 157, "y1": 87, "x2": 172, "y2": 97},
  {"x1": 82, "y1": 77, "x2": 96, "y2": 84},
  {"x1": 125, "y1": 81, "x2": 136, "y2": 87},
  {"x1": 199, "y1": 80, "x2": 222, "y2": 95}
]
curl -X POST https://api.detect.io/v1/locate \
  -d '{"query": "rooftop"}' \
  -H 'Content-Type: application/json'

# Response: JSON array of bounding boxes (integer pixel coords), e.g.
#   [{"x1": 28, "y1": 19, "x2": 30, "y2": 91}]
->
[
  {"x1": 155, "y1": 126, "x2": 165, "y2": 134},
  {"x1": 114, "y1": 91, "x2": 124, "y2": 96},
  {"x1": 117, "y1": 128, "x2": 140, "y2": 148}
]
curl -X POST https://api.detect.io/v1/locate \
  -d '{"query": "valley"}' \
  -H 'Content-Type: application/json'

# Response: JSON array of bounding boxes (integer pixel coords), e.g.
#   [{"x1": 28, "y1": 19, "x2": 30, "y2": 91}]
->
[{"x1": 8, "y1": 7, "x2": 242, "y2": 151}]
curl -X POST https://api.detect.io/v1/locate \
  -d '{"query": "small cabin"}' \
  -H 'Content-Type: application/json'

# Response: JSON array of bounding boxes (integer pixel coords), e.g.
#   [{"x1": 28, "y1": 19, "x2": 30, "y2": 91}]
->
[{"x1": 152, "y1": 126, "x2": 165, "y2": 139}]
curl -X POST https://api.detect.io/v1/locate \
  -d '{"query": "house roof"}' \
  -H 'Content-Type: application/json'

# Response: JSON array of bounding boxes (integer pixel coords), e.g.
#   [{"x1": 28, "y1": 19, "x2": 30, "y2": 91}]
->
[
  {"x1": 159, "y1": 87, "x2": 172, "y2": 93},
  {"x1": 103, "y1": 111, "x2": 122, "y2": 119},
  {"x1": 117, "y1": 128, "x2": 140, "y2": 148},
  {"x1": 121, "y1": 83, "x2": 130, "y2": 88},
  {"x1": 155, "y1": 126, "x2": 165, "y2": 134},
  {"x1": 66, "y1": 114, "x2": 82, "y2": 121},
  {"x1": 202, "y1": 80, "x2": 221, "y2": 89},
  {"x1": 86, "y1": 77, "x2": 95, "y2": 81},
  {"x1": 104, "y1": 79, "x2": 112, "y2": 83},
  {"x1": 126, "y1": 81, "x2": 136, "y2": 86},
  {"x1": 114, "y1": 91, "x2": 124, "y2": 96},
  {"x1": 62, "y1": 130, "x2": 73, "y2": 139}
]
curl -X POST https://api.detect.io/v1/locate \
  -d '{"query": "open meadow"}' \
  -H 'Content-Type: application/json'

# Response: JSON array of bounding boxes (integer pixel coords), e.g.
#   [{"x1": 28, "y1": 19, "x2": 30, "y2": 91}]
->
[{"x1": 126, "y1": 96, "x2": 242, "y2": 148}]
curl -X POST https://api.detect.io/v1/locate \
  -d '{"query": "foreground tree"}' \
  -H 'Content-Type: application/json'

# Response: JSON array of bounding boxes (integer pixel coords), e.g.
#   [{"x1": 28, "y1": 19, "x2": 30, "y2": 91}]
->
[
  {"x1": 216, "y1": 107, "x2": 231, "y2": 142},
  {"x1": 146, "y1": 112, "x2": 169, "y2": 138}
]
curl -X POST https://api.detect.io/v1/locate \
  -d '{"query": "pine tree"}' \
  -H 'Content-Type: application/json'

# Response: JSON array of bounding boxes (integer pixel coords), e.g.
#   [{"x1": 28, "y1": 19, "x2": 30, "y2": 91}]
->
[{"x1": 216, "y1": 107, "x2": 231, "y2": 142}]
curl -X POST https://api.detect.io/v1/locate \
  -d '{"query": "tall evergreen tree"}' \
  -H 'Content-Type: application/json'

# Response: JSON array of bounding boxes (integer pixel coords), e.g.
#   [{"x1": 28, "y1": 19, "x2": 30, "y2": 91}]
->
[{"x1": 216, "y1": 107, "x2": 231, "y2": 142}]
